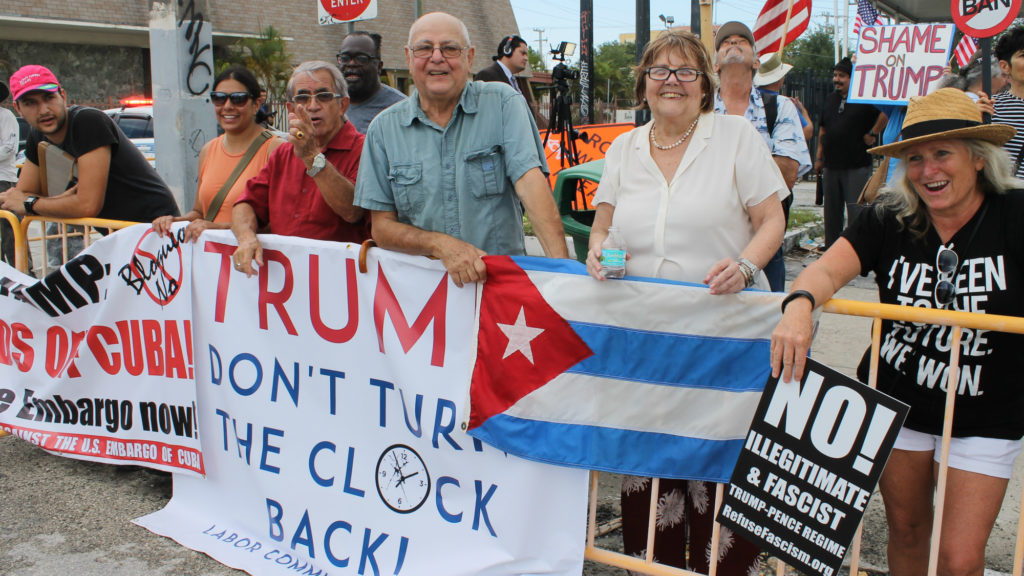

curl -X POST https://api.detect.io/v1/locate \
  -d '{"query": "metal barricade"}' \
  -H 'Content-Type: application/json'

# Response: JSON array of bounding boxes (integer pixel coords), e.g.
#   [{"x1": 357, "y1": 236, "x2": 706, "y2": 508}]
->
[
  {"x1": 584, "y1": 299, "x2": 1024, "y2": 576},
  {"x1": 19, "y1": 215, "x2": 137, "y2": 277}
]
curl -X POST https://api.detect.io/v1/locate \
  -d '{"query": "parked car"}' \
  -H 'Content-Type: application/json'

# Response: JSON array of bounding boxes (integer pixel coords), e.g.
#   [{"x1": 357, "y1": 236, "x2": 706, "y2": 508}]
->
[{"x1": 104, "y1": 103, "x2": 155, "y2": 164}]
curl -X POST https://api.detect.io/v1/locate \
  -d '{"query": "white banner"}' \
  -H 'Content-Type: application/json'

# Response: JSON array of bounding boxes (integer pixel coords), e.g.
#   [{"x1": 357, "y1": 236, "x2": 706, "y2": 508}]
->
[
  {"x1": 135, "y1": 230, "x2": 588, "y2": 576},
  {"x1": 850, "y1": 23, "x2": 955, "y2": 105},
  {"x1": 0, "y1": 225, "x2": 203, "y2": 474}
]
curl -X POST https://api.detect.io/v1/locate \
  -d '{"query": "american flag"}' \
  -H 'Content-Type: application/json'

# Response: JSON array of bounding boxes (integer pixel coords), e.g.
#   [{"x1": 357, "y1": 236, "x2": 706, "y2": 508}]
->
[
  {"x1": 853, "y1": 0, "x2": 879, "y2": 38},
  {"x1": 752, "y1": 0, "x2": 812, "y2": 54},
  {"x1": 954, "y1": 35, "x2": 979, "y2": 68}
]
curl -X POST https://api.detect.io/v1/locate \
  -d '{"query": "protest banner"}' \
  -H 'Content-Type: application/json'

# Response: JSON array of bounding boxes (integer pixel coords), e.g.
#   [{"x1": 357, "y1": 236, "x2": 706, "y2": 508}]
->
[
  {"x1": 542, "y1": 123, "x2": 632, "y2": 209},
  {"x1": 850, "y1": 23, "x2": 955, "y2": 105},
  {"x1": 0, "y1": 225, "x2": 203, "y2": 475},
  {"x1": 717, "y1": 359, "x2": 908, "y2": 576},
  {"x1": 135, "y1": 230, "x2": 588, "y2": 576}
]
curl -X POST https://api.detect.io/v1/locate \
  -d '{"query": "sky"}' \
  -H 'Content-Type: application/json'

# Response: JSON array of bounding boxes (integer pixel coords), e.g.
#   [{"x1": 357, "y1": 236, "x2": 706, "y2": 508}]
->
[{"x1": 509, "y1": 0, "x2": 849, "y2": 67}]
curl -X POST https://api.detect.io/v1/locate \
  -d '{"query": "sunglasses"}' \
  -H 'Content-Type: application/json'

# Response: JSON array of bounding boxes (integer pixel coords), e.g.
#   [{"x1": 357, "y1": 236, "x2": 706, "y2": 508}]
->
[
  {"x1": 337, "y1": 52, "x2": 376, "y2": 65},
  {"x1": 291, "y1": 92, "x2": 342, "y2": 105},
  {"x1": 210, "y1": 91, "x2": 252, "y2": 106},
  {"x1": 934, "y1": 245, "x2": 958, "y2": 309}
]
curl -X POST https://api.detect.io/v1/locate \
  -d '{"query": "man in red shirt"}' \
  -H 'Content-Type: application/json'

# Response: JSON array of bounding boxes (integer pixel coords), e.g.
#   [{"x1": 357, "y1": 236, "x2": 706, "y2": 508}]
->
[{"x1": 231, "y1": 60, "x2": 367, "y2": 276}]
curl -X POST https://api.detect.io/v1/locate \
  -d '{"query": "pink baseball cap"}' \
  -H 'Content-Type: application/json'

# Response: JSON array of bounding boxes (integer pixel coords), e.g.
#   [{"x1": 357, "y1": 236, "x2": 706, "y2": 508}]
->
[{"x1": 10, "y1": 65, "x2": 61, "y2": 102}]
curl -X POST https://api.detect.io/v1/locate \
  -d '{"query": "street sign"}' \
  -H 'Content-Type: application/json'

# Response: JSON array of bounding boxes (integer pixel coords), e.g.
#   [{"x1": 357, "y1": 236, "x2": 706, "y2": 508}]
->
[
  {"x1": 952, "y1": 0, "x2": 1022, "y2": 38},
  {"x1": 317, "y1": 0, "x2": 377, "y2": 26}
]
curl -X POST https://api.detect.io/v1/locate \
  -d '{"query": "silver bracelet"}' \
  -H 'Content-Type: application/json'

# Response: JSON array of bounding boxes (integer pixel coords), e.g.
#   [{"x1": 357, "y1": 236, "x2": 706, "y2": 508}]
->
[{"x1": 737, "y1": 257, "x2": 759, "y2": 288}]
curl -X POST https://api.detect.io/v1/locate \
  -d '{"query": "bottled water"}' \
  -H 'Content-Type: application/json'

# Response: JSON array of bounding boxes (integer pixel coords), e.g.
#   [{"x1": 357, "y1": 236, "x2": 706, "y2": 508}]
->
[{"x1": 600, "y1": 226, "x2": 627, "y2": 279}]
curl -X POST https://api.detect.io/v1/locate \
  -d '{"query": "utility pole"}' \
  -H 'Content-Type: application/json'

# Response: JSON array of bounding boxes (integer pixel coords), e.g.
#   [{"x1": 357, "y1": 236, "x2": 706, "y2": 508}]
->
[{"x1": 533, "y1": 28, "x2": 547, "y2": 69}]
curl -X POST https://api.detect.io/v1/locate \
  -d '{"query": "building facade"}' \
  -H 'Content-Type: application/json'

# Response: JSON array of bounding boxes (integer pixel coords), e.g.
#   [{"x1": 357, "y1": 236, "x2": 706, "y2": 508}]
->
[{"x1": 0, "y1": 0, "x2": 523, "y2": 103}]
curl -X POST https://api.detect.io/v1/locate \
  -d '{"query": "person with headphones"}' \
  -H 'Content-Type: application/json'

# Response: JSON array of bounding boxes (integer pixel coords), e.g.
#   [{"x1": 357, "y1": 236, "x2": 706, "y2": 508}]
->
[{"x1": 475, "y1": 34, "x2": 530, "y2": 96}]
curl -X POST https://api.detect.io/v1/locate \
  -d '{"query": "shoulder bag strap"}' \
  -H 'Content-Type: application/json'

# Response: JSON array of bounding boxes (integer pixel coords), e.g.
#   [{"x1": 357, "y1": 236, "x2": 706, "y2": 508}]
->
[{"x1": 204, "y1": 130, "x2": 272, "y2": 221}]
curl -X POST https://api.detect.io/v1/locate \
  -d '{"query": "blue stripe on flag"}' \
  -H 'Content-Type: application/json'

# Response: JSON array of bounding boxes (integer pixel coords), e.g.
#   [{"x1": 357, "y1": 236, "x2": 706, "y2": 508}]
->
[
  {"x1": 568, "y1": 321, "x2": 771, "y2": 392},
  {"x1": 472, "y1": 414, "x2": 745, "y2": 482}
]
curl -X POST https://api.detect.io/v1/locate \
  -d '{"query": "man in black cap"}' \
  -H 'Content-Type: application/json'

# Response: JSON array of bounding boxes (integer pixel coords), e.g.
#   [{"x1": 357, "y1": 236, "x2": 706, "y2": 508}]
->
[
  {"x1": 476, "y1": 35, "x2": 531, "y2": 96},
  {"x1": 0, "y1": 81, "x2": 18, "y2": 264},
  {"x1": 816, "y1": 57, "x2": 880, "y2": 249}
]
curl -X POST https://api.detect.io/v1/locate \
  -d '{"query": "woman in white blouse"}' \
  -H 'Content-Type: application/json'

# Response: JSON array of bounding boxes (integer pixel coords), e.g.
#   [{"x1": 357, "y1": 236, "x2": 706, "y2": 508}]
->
[{"x1": 585, "y1": 31, "x2": 787, "y2": 574}]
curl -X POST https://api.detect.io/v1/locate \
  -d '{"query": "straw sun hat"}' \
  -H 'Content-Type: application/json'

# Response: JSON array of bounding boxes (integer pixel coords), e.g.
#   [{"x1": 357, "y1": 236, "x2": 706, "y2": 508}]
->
[{"x1": 868, "y1": 87, "x2": 1015, "y2": 157}]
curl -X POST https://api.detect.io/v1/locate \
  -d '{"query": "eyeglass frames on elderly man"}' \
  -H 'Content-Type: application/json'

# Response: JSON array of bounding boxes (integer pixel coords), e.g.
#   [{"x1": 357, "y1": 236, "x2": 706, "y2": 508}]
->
[
  {"x1": 291, "y1": 92, "x2": 343, "y2": 105},
  {"x1": 934, "y1": 245, "x2": 959, "y2": 309},
  {"x1": 645, "y1": 67, "x2": 703, "y2": 82},
  {"x1": 408, "y1": 44, "x2": 466, "y2": 60}
]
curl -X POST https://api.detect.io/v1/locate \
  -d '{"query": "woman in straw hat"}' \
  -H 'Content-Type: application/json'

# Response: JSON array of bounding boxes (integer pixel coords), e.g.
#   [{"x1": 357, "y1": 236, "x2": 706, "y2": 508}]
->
[{"x1": 771, "y1": 87, "x2": 1024, "y2": 574}]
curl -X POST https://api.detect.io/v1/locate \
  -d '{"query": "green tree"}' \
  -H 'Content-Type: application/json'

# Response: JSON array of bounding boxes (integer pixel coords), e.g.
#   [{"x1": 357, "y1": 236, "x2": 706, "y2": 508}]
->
[
  {"x1": 528, "y1": 46, "x2": 547, "y2": 72},
  {"x1": 592, "y1": 41, "x2": 636, "y2": 105},
  {"x1": 782, "y1": 24, "x2": 835, "y2": 76},
  {"x1": 218, "y1": 25, "x2": 294, "y2": 100}
]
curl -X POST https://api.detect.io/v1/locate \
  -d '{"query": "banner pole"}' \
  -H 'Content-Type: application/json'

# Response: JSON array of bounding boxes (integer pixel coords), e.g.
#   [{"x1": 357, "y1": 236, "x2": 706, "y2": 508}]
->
[
  {"x1": 927, "y1": 327, "x2": 963, "y2": 576},
  {"x1": 777, "y1": 0, "x2": 796, "y2": 53}
]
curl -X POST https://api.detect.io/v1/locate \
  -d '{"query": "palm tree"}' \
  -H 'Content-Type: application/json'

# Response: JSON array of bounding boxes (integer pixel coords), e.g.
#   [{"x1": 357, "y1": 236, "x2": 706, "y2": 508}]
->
[{"x1": 219, "y1": 25, "x2": 293, "y2": 100}]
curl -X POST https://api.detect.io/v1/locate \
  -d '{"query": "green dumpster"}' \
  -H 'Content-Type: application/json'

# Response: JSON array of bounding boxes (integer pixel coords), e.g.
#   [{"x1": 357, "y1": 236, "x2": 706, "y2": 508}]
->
[{"x1": 550, "y1": 160, "x2": 603, "y2": 263}]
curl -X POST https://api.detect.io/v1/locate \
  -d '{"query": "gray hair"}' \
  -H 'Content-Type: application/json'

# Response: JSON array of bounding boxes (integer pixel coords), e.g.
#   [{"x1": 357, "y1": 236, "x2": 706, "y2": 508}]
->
[
  {"x1": 878, "y1": 139, "x2": 1022, "y2": 237},
  {"x1": 286, "y1": 60, "x2": 348, "y2": 100}
]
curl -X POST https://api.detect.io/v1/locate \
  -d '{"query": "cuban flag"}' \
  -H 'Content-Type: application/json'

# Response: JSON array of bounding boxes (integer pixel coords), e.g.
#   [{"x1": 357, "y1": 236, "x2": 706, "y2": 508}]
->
[{"x1": 468, "y1": 256, "x2": 784, "y2": 483}]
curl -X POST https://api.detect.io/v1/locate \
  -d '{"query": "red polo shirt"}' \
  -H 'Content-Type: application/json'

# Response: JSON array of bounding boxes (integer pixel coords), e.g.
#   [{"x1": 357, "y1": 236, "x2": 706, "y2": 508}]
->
[{"x1": 236, "y1": 120, "x2": 368, "y2": 243}]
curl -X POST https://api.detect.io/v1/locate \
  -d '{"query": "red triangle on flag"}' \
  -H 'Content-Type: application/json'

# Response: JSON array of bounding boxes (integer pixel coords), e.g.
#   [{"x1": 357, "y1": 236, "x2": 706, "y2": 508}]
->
[{"x1": 468, "y1": 256, "x2": 593, "y2": 429}]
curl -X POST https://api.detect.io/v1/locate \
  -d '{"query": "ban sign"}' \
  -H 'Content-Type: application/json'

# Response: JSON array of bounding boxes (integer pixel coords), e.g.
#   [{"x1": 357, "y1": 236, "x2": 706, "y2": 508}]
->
[
  {"x1": 952, "y1": 0, "x2": 1022, "y2": 38},
  {"x1": 317, "y1": 0, "x2": 377, "y2": 25}
]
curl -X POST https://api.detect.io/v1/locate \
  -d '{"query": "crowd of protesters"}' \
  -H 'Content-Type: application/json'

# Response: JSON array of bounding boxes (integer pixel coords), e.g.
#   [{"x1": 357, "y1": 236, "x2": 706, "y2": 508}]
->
[{"x1": 4, "y1": 10, "x2": 1024, "y2": 576}]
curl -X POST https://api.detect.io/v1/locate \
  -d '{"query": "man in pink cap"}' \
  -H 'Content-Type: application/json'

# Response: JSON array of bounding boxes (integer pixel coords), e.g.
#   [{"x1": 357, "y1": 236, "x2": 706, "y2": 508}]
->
[{"x1": 0, "y1": 65, "x2": 178, "y2": 231}]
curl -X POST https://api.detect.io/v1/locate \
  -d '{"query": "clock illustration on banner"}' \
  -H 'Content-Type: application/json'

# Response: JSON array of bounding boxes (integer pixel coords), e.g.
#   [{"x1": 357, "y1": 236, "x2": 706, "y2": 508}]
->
[{"x1": 375, "y1": 444, "x2": 431, "y2": 513}]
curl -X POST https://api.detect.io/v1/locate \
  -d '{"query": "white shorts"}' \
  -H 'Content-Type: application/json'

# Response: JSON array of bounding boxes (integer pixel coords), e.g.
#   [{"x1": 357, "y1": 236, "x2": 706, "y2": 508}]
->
[{"x1": 893, "y1": 427, "x2": 1023, "y2": 479}]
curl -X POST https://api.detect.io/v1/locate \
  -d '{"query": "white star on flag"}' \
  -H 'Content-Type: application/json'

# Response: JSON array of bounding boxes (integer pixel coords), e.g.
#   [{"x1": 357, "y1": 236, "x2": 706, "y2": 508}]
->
[{"x1": 497, "y1": 307, "x2": 545, "y2": 364}]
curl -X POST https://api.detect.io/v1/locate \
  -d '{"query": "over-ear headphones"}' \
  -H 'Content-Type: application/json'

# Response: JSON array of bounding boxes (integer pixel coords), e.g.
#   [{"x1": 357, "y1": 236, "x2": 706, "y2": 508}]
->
[{"x1": 502, "y1": 35, "x2": 516, "y2": 56}]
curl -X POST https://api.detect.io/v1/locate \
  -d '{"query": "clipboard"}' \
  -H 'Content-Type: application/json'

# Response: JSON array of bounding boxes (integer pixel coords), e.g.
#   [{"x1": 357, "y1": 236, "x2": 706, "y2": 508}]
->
[{"x1": 38, "y1": 141, "x2": 77, "y2": 197}]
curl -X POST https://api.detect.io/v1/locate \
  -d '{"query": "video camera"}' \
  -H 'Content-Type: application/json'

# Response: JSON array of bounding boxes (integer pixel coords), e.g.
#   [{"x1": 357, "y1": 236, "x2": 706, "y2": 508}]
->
[{"x1": 548, "y1": 41, "x2": 579, "y2": 90}]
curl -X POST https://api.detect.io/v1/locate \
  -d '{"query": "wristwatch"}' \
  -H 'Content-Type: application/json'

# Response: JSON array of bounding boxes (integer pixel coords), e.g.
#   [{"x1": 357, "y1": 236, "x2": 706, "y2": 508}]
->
[
  {"x1": 306, "y1": 153, "x2": 326, "y2": 177},
  {"x1": 23, "y1": 195, "x2": 39, "y2": 216}
]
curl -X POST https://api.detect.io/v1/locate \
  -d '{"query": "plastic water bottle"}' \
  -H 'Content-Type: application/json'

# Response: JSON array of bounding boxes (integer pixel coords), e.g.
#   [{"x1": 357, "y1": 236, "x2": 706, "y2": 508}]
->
[{"x1": 600, "y1": 227, "x2": 627, "y2": 279}]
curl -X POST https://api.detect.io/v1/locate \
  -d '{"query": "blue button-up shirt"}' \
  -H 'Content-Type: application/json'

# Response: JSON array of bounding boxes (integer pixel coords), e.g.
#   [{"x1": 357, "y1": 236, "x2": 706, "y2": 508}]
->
[
  {"x1": 355, "y1": 81, "x2": 546, "y2": 256},
  {"x1": 714, "y1": 86, "x2": 812, "y2": 178}
]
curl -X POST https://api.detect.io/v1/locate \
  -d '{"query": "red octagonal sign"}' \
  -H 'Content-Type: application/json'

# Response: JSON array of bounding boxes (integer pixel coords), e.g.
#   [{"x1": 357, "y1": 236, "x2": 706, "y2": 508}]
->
[
  {"x1": 320, "y1": 0, "x2": 373, "y2": 22},
  {"x1": 952, "y1": 0, "x2": 1022, "y2": 38}
]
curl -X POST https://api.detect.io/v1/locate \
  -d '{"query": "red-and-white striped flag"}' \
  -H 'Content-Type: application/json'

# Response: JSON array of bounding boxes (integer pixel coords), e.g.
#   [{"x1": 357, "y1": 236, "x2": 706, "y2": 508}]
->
[
  {"x1": 954, "y1": 35, "x2": 979, "y2": 68},
  {"x1": 753, "y1": 0, "x2": 812, "y2": 55}
]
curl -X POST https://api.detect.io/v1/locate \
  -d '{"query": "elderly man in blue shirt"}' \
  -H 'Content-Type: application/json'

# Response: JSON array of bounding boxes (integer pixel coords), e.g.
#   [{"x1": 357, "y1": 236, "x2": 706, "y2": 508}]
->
[
  {"x1": 713, "y1": 22, "x2": 811, "y2": 291},
  {"x1": 354, "y1": 12, "x2": 569, "y2": 287}
]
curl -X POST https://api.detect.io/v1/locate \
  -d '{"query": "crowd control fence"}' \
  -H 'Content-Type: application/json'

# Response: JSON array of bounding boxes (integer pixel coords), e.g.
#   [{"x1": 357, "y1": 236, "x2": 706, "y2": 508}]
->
[{"x1": 2, "y1": 212, "x2": 1023, "y2": 576}]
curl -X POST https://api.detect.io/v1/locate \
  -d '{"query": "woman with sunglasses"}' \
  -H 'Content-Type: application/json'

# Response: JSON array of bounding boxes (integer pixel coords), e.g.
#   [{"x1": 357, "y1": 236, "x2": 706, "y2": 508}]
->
[
  {"x1": 772, "y1": 88, "x2": 1024, "y2": 575},
  {"x1": 153, "y1": 66, "x2": 282, "y2": 240},
  {"x1": 586, "y1": 32, "x2": 787, "y2": 574}
]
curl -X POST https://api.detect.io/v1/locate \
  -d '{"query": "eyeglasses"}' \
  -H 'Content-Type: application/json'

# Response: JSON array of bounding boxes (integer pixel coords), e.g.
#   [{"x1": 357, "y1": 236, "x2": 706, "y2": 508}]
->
[
  {"x1": 838, "y1": 98, "x2": 846, "y2": 114},
  {"x1": 409, "y1": 44, "x2": 466, "y2": 60},
  {"x1": 934, "y1": 245, "x2": 959, "y2": 309},
  {"x1": 646, "y1": 67, "x2": 703, "y2": 83},
  {"x1": 337, "y1": 52, "x2": 376, "y2": 65},
  {"x1": 210, "y1": 91, "x2": 252, "y2": 106},
  {"x1": 291, "y1": 92, "x2": 342, "y2": 105}
]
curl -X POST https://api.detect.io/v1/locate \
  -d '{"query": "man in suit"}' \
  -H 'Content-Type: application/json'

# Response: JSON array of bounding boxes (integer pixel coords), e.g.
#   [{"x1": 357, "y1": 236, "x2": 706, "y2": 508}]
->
[{"x1": 476, "y1": 35, "x2": 530, "y2": 95}]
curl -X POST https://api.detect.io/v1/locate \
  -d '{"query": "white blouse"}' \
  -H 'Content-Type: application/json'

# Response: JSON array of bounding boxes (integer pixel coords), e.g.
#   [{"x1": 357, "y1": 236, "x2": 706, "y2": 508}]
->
[{"x1": 592, "y1": 112, "x2": 788, "y2": 287}]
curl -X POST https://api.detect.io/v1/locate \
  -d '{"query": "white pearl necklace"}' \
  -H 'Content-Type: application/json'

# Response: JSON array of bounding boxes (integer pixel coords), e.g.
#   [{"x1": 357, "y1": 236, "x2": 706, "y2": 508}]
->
[{"x1": 650, "y1": 116, "x2": 700, "y2": 150}]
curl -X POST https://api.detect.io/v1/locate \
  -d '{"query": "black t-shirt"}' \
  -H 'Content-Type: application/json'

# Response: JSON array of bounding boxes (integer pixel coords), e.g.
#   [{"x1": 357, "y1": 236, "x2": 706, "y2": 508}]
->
[
  {"x1": 25, "y1": 106, "x2": 179, "y2": 221},
  {"x1": 843, "y1": 192, "x2": 1024, "y2": 439},
  {"x1": 819, "y1": 91, "x2": 879, "y2": 169}
]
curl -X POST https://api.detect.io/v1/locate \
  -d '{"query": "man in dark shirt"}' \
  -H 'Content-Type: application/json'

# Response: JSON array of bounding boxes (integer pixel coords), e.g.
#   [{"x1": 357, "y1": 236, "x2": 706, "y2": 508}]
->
[
  {"x1": 337, "y1": 32, "x2": 405, "y2": 133},
  {"x1": 0, "y1": 65, "x2": 179, "y2": 223},
  {"x1": 816, "y1": 57, "x2": 880, "y2": 248}
]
